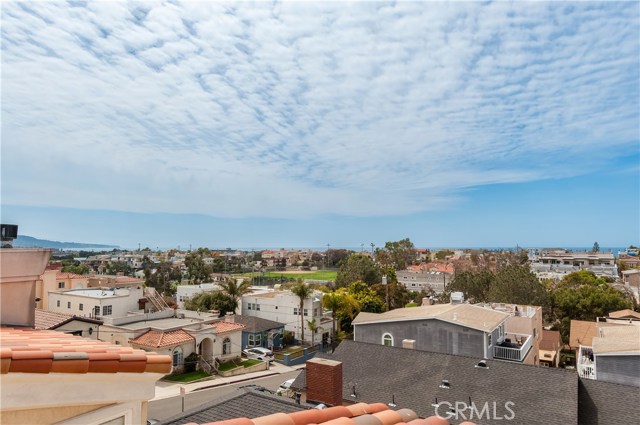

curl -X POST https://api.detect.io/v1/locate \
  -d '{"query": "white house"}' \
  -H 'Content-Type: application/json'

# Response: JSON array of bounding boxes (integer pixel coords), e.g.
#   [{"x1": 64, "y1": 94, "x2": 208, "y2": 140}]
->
[
  {"x1": 175, "y1": 283, "x2": 222, "y2": 309},
  {"x1": 241, "y1": 289, "x2": 326, "y2": 343},
  {"x1": 48, "y1": 286, "x2": 143, "y2": 319}
]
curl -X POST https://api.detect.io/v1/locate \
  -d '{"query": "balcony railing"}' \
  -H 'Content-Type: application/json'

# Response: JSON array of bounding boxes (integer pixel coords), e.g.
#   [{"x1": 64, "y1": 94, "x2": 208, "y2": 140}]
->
[
  {"x1": 493, "y1": 333, "x2": 533, "y2": 362},
  {"x1": 577, "y1": 345, "x2": 597, "y2": 380}
]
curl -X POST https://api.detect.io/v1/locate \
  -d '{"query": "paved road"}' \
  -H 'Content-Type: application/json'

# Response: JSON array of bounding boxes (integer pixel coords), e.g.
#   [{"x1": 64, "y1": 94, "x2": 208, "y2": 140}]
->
[{"x1": 148, "y1": 370, "x2": 302, "y2": 421}]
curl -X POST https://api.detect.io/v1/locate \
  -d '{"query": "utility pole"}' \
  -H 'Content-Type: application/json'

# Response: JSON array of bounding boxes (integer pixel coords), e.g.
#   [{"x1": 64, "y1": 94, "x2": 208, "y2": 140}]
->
[
  {"x1": 382, "y1": 275, "x2": 389, "y2": 311},
  {"x1": 326, "y1": 243, "x2": 330, "y2": 268},
  {"x1": 361, "y1": 243, "x2": 364, "y2": 252},
  {"x1": 370, "y1": 243, "x2": 375, "y2": 255}
]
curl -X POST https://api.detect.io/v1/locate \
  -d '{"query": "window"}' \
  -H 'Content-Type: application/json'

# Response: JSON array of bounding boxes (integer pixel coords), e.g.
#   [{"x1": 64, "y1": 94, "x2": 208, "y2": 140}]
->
[
  {"x1": 172, "y1": 347, "x2": 183, "y2": 366},
  {"x1": 57, "y1": 300, "x2": 60, "y2": 307},
  {"x1": 248, "y1": 334, "x2": 255, "y2": 346},
  {"x1": 382, "y1": 333, "x2": 394, "y2": 347},
  {"x1": 488, "y1": 334, "x2": 492, "y2": 346},
  {"x1": 256, "y1": 304, "x2": 260, "y2": 311},
  {"x1": 67, "y1": 301, "x2": 71, "y2": 309},
  {"x1": 223, "y1": 337, "x2": 231, "y2": 355},
  {"x1": 293, "y1": 308, "x2": 298, "y2": 315},
  {"x1": 248, "y1": 303, "x2": 252, "y2": 310},
  {"x1": 102, "y1": 305, "x2": 112, "y2": 316},
  {"x1": 255, "y1": 333, "x2": 261, "y2": 346},
  {"x1": 58, "y1": 282, "x2": 65, "y2": 289},
  {"x1": 533, "y1": 328, "x2": 537, "y2": 338},
  {"x1": 304, "y1": 309, "x2": 308, "y2": 316},
  {"x1": 79, "y1": 303, "x2": 83, "y2": 311},
  {"x1": 94, "y1": 306, "x2": 100, "y2": 317},
  {"x1": 313, "y1": 308, "x2": 318, "y2": 317}
]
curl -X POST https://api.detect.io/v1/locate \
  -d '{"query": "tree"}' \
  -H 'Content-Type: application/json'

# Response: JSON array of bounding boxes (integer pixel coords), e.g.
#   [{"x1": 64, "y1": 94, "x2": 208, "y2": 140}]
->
[
  {"x1": 335, "y1": 253, "x2": 382, "y2": 287},
  {"x1": 184, "y1": 291, "x2": 234, "y2": 316},
  {"x1": 487, "y1": 264, "x2": 548, "y2": 307},
  {"x1": 290, "y1": 279, "x2": 315, "y2": 343},
  {"x1": 62, "y1": 263, "x2": 91, "y2": 275},
  {"x1": 307, "y1": 318, "x2": 319, "y2": 346},
  {"x1": 145, "y1": 261, "x2": 181, "y2": 295},
  {"x1": 348, "y1": 281, "x2": 385, "y2": 313},
  {"x1": 219, "y1": 278, "x2": 252, "y2": 314},
  {"x1": 435, "y1": 249, "x2": 455, "y2": 261},
  {"x1": 446, "y1": 269, "x2": 494, "y2": 303},
  {"x1": 592, "y1": 242, "x2": 600, "y2": 253},
  {"x1": 185, "y1": 250, "x2": 213, "y2": 284},
  {"x1": 375, "y1": 238, "x2": 416, "y2": 270},
  {"x1": 322, "y1": 289, "x2": 359, "y2": 339},
  {"x1": 552, "y1": 271, "x2": 633, "y2": 342}
]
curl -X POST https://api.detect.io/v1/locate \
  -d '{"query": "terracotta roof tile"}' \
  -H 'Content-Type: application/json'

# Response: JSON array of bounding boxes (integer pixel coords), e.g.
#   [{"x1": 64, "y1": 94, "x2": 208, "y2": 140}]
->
[
  {"x1": 130, "y1": 329, "x2": 195, "y2": 348},
  {"x1": 0, "y1": 327, "x2": 171, "y2": 374},
  {"x1": 212, "y1": 321, "x2": 246, "y2": 334}
]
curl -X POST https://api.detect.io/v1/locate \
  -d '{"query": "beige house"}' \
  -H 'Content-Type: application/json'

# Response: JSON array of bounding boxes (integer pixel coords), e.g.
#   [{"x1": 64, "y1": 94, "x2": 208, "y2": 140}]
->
[
  {"x1": 0, "y1": 246, "x2": 172, "y2": 425},
  {"x1": 36, "y1": 269, "x2": 90, "y2": 310}
]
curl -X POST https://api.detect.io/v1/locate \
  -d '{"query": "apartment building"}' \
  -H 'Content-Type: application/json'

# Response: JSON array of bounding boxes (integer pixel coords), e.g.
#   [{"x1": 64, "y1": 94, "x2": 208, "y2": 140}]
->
[
  {"x1": 241, "y1": 289, "x2": 326, "y2": 343},
  {"x1": 529, "y1": 249, "x2": 617, "y2": 278},
  {"x1": 396, "y1": 269, "x2": 451, "y2": 294}
]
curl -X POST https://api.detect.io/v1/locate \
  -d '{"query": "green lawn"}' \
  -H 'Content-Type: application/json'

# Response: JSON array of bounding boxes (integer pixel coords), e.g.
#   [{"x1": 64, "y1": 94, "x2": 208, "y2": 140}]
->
[
  {"x1": 239, "y1": 270, "x2": 337, "y2": 281},
  {"x1": 164, "y1": 370, "x2": 211, "y2": 382},
  {"x1": 218, "y1": 359, "x2": 262, "y2": 372}
]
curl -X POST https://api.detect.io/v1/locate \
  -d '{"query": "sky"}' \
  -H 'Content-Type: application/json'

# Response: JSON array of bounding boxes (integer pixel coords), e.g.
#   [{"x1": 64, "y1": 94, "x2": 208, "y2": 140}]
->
[{"x1": 1, "y1": 1, "x2": 639, "y2": 250}]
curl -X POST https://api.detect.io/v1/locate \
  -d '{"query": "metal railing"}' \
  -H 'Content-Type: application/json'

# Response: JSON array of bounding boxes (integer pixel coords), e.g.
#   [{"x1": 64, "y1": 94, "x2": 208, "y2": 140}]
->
[
  {"x1": 577, "y1": 345, "x2": 597, "y2": 380},
  {"x1": 493, "y1": 333, "x2": 533, "y2": 362}
]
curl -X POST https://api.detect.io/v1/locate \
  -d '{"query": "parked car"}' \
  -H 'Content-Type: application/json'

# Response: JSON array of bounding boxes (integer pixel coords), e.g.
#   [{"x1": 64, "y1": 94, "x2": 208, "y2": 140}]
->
[
  {"x1": 242, "y1": 347, "x2": 274, "y2": 361},
  {"x1": 276, "y1": 378, "x2": 295, "y2": 396}
]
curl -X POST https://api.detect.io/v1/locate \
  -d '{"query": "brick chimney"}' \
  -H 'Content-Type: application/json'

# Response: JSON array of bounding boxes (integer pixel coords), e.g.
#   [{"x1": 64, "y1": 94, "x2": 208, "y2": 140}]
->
[{"x1": 306, "y1": 358, "x2": 343, "y2": 406}]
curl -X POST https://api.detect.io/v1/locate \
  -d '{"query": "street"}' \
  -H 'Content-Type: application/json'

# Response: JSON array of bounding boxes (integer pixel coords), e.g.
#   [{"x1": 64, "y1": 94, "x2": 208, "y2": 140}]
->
[{"x1": 148, "y1": 370, "x2": 302, "y2": 421}]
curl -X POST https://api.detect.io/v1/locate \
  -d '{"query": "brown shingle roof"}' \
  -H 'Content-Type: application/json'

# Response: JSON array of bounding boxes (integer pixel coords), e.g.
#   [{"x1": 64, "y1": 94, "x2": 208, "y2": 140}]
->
[
  {"x1": 0, "y1": 327, "x2": 171, "y2": 374},
  {"x1": 130, "y1": 329, "x2": 194, "y2": 348},
  {"x1": 34, "y1": 309, "x2": 101, "y2": 330},
  {"x1": 569, "y1": 320, "x2": 598, "y2": 348},
  {"x1": 608, "y1": 309, "x2": 640, "y2": 320}
]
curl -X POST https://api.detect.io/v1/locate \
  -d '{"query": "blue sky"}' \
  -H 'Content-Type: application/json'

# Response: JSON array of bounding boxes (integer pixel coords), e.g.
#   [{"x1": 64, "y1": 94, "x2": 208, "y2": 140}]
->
[{"x1": 1, "y1": 1, "x2": 638, "y2": 249}]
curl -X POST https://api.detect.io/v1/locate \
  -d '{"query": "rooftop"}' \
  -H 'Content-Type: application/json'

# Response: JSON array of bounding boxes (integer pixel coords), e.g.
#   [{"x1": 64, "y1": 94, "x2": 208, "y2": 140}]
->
[
  {"x1": 232, "y1": 315, "x2": 285, "y2": 333},
  {"x1": 592, "y1": 326, "x2": 640, "y2": 355},
  {"x1": 352, "y1": 303, "x2": 509, "y2": 332},
  {"x1": 130, "y1": 329, "x2": 194, "y2": 348},
  {"x1": 0, "y1": 327, "x2": 171, "y2": 374},
  {"x1": 34, "y1": 308, "x2": 101, "y2": 330}
]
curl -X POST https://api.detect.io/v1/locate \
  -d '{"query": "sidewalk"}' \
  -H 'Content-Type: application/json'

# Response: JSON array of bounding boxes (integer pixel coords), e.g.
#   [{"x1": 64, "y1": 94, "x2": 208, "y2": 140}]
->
[{"x1": 152, "y1": 362, "x2": 305, "y2": 400}]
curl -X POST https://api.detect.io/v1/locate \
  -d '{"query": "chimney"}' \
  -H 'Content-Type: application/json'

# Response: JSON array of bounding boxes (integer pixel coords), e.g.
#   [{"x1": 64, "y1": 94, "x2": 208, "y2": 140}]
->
[
  {"x1": 402, "y1": 339, "x2": 416, "y2": 349},
  {"x1": 306, "y1": 358, "x2": 343, "y2": 406},
  {"x1": 225, "y1": 312, "x2": 235, "y2": 323}
]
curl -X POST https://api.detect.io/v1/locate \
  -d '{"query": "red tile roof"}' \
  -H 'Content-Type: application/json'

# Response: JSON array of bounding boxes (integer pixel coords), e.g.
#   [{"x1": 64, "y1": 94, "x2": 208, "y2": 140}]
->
[
  {"x1": 130, "y1": 329, "x2": 194, "y2": 348},
  {"x1": 0, "y1": 327, "x2": 171, "y2": 374},
  {"x1": 178, "y1": 403, "x2": 476, "y2": 425},
  {"x1": 212, "y1": 321, "x2": 245, "y2": 334}
]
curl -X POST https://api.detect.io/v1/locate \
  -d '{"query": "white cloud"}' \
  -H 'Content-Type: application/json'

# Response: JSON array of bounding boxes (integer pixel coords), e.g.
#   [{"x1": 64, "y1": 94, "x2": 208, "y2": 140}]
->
[{"x1": 1, "y1": 1, "x2": 638, "y2": 218}]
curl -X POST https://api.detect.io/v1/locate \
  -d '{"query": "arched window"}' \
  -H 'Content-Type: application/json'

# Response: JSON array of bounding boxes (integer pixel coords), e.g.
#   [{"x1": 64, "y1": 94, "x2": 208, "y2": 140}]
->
[
  {"x1": 172, "y1": 347, "x2": 183, "y2": 366},
  {"x1": 223, "y1": 338, "x2": 231, "y2": 355},
  {"x1": 382, "y1": 333, "x2": 394, "y2": 347}
]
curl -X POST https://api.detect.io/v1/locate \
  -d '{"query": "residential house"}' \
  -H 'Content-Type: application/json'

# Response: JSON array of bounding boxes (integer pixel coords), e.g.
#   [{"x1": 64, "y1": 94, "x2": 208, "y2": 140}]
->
[
  {"x1": 529, "y1": 249, "x2": 617, "y2": 278},
  {"x1": 539, "y1": 330, "x2": 562, "y2": 367},
  {"x1": 35, "y1": 308, "x2": 102, "y2": 339},
  {"x1": 36, "y1": 269, "x2": 91, "y2": 310},
  {"x1": 232, "y1": 314, "x2": 286, "y2": 350},
  {"x1": 175, "y1": 283, "x2": 222, "y2": 309},
  {"x1": 241, "y1": 289, "x2": 326, "y2": 344},
  {"x1": 101, "y1": 311, "x2": 244, "y2": 374},
  {"x1": 292, "y1": 340, "x2": 640, "y2": 424},
  {"x1": 352, "y1": 303, "x2": 535, "y2": 362},
  {"x1": 0, "y1": 244, "x2": 172, "y2": 424},
  {"x1": 577, "y1": 324, "x2": 640, "y2": 387},
  {"x1": 48, "y1": 286, "x2": 144, "y2": 319}
]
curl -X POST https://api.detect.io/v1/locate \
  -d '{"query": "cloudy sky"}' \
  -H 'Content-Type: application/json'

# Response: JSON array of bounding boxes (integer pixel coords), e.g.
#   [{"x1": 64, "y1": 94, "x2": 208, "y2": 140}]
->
[{"x1": 1, "y1": 1, "x2": 638, "y2": 249}]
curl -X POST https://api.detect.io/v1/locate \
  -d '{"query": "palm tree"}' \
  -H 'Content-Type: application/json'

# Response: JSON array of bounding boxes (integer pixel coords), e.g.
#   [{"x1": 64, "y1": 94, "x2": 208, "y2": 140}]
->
[
  {"x1": 307, "y1": 318, "x2": 318, "y2": 347},
  {"x1": 219, "y1": 278, "x2": 252, "y2": 314},
  {"x1": 322, "y1": 289, "x2": 359, "y2": 340},
  {"x1": 290, "y1": 279, "x2": 314, "y2": 343}
]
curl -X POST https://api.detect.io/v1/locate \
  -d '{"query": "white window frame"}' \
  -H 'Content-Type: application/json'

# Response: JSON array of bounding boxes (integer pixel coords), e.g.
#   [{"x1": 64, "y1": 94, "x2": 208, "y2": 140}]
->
[
  {"x1": 223, "y1": 337, "x2": 231, "y2": 355},
  {"x1": 382, "y1": 333, "x2": 394, "y2": 347},
  {"x1": 172, "y1": 347, "x2": 183, "y2": 366},
  {"x1": 103, "y1": 305, "x2": 113, "y2": 316}
]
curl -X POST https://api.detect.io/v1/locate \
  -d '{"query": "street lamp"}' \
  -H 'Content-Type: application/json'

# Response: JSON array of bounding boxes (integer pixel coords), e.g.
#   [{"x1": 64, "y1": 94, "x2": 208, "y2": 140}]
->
[
  {"x1": 370, "y1": 243, "x2": 375, "y2": 255},
  {"x1": 382, "y1": 275, "x2": 389, "y2": 311}
]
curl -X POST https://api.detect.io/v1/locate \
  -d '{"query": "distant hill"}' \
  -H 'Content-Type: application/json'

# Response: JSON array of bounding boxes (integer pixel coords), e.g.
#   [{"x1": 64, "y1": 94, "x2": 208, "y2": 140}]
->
[{"x1": 13, "y1": 235, "x2": 118, "y2": 250}]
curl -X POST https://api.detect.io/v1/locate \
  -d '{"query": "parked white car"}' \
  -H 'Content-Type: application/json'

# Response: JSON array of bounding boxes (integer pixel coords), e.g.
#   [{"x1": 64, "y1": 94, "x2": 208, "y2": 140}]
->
[
  {"x1": 242, "y1": 347, "x2": 274, "y2": 361},
  {"x1": 276, "y1": 378, "x2": 295, "y2": 396}
]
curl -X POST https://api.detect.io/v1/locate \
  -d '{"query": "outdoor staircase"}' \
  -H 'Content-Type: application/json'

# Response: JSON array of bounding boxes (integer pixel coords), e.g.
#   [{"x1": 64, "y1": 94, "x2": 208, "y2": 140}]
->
[{"x1": 144, "y1": 287, "x2": 171, "y2": 312}]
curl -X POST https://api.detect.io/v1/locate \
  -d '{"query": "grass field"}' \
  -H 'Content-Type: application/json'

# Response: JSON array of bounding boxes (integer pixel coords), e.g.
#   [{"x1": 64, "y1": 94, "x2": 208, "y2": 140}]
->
[{"x1": 240, "y1": 270, "x2": 337, "y2": 281}]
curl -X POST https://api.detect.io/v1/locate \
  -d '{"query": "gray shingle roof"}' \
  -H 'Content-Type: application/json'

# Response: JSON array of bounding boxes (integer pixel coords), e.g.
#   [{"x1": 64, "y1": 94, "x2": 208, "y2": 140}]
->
[
  {"x1": 161, "y1": 385, "x2": 309, "y2": 425},
  {"x1": 319, "y1": 340, "x2": 579, "y2": 425},
  {"x1": 578, "y1": 378, "x2": 640, "y2": 425},
  {"x1": 233, "y1": 315, "x2": 286, "y2": 333}
]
